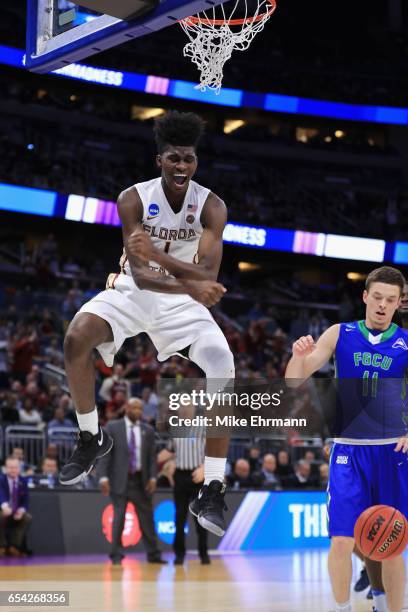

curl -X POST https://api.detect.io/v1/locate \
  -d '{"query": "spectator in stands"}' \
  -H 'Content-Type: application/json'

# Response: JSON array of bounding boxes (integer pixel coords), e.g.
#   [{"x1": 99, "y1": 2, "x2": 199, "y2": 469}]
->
[
  {"x1": 246, "y1": 445, "x2": 262, "y2": 474},
  {"x1": 0, "y1": 334, "x2": 9, "y2": 388},
  {"x1": 24, "y1": 381, "x2": 41, "y2": 407},
  {"x1": 276, "y1": 449, "x2": 294, "y2": 481},
  {"x1": 318, "y1": 463, "x2": 329, "y2": 490},
  {"x1": 304, "y1": 449, "x2": 320, "y2": 479},
  {"x1": 0, "y1": 457, "x2": 31, "y2": 557},
  {"x1": 0, "y1": 391, "x2": 19, "y2": 425},
  {"x1": 33, "y1": 457, "x2": 59, "y2": 488},
  {"x1": 227, "y1": 459, "x2": 260, "y2": 490},
  {"x1": 10, "y1": 447, "x2": 34, "y2": 476},
  {"x1": 104, "y1": 390, "x2": 127, "y2": 423},
  {"x1": 44, "y1": 443, "x2": 61, "y2": 468},
  {"x1": 44, "y1": 338, "x2": 64, "y2": 368},
  {"x1": 258, "y1": 454, "x2": 281, "y2": 490},
  {"x1": 47, "y1": 406, "x2": 74, "y2": 430},
  {"x1": 11, "y1": 327, "x2": 38, "y2": 381},
  {"x1": 10, "y1": 380, "x2": 24, "y2": 401},
  {"x1": 18, "y1": 398, "x2": 42, "y2": 426},
  {"x1": 99, "y1": 364, "x2": 131, "y2": 403},
  {"x1": 139, "y1": 346, "x2": 160, "y2": 387},
  {"x1": 284, "y1": 459, "x2": 318, "y2": 489},
  {"x1": 141, "y1": 387, "x2": 159, "y2": 426}
]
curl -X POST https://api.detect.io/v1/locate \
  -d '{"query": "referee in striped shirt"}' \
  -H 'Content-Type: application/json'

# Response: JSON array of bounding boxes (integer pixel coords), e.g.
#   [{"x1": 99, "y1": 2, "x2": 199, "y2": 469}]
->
[{"x1": 168, "y1": 426, "x2": 209, "y2": 565}]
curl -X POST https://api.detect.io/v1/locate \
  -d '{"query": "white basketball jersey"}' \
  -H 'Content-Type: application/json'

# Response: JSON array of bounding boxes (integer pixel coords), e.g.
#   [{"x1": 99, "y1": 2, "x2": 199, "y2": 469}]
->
[{"x1": 122, "y1": 177, "x2": 210, "y2": 277}]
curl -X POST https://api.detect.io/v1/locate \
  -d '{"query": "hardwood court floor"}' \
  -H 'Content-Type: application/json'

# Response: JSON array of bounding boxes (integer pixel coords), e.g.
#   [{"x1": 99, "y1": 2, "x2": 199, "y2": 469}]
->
[{"x1": 0, "y1": 551, "x2": 406, "y2": 612}]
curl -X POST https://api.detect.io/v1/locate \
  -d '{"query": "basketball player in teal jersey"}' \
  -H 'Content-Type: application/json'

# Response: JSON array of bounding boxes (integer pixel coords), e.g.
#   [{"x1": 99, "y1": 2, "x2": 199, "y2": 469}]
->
[
  {"x1": 356, "y1": 281, "x2": 408, "y2": 605},
  {"x1": 286, "y1": 266, "x2": 408, "y2": 612},
  {"x1": 60, "y1": 111, "x2": 233, "y2": 537},
  {"x1": 357, "y1": 280, "x2": 408, "y2": 606}
]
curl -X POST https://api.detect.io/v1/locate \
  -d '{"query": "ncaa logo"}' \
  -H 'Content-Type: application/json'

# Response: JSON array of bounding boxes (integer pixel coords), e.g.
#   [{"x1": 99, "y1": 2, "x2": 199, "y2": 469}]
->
[
  {"x1": 154, "y1": 500, "x2": 188, "y2": 545},
  {"x1": 148, "y1": 203, "x2": 160, "y2": 218}
]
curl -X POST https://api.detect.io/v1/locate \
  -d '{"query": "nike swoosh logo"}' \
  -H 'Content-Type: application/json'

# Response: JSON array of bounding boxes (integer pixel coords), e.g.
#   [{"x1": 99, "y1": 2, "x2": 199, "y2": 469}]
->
[
  {"x1": 97, "y1": 431, "x2": 103, "y2": 446},
  {"x1": 198, "y1": 489, "x2": 203, "y2": 499},
  {"x1": 146, "y1": 215, "x2": 158, "y2": 220}
]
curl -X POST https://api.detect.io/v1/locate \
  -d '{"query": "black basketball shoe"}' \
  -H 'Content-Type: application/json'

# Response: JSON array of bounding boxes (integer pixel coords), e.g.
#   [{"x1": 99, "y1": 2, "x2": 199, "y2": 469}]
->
[
  {"x1": 354, "y1": 567, "x2": 369, "y2": 592},
  {"x1": 59, "y1": 426, "x2": 113, "y2": 485},
  {"x1": 189, "y1": 480, "x2": 227, "y2": 537}
]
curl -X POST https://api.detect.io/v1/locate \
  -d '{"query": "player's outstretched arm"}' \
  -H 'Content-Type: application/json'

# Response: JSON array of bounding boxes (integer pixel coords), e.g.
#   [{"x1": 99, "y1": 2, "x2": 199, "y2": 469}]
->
[
  {"x1": 128, "y1": 193, "x2": 226, "y2": 282},
  {"x1": 118, "y1": 188, "x2": 225, "y2": 307},
  {"x1": 285, "y1": 324, "x2": 340, "y2": 386}
]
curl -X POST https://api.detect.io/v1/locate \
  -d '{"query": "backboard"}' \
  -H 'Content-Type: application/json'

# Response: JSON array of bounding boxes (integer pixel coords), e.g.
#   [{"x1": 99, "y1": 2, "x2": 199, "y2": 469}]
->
[{"x1": 26, "y1": 0, "x2": 227, "y2": 73}]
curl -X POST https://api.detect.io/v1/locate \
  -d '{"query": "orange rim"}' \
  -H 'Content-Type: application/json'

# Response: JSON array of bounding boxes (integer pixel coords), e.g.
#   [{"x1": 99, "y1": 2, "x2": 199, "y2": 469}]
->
[{"x1": 182, "y1": 0, "x2": 276, "y2": 26}]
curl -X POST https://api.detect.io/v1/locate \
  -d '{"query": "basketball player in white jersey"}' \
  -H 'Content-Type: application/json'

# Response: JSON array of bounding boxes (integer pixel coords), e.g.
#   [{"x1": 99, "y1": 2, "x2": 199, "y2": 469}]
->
[{"x1": 60, "y1": 111, "x2": 234, "y2": 536}]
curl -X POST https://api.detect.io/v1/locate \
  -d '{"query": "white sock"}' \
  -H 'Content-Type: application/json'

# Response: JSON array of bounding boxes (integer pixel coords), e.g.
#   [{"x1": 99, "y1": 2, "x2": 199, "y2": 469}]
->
[
  {"x1": 335, "y1": 602, "x2": 351, "y2": 612},
  {"x1": 204, "y1": 456, "x2": 226, "y2": 485},
  {"x1": 372, "y1": 590, "x2": 387, "y2": 612},
  {"x1": 76, "y1": 407, "x2": 99, "y2": 435}
]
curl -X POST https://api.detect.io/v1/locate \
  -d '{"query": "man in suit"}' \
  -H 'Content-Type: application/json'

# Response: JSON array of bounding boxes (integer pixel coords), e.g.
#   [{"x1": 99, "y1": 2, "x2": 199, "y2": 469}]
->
[
  {"x1": 0, "y1": 457, "x2": 31, "y2": 557},
  {"x1": 98, "y1": 397, "x2": 166, "y2": 564}
]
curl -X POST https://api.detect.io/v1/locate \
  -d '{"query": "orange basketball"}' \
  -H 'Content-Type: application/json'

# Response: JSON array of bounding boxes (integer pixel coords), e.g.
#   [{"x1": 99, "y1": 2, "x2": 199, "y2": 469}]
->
[{"x1": 354, "y1": 505, "x2": 408, "y2": 561}]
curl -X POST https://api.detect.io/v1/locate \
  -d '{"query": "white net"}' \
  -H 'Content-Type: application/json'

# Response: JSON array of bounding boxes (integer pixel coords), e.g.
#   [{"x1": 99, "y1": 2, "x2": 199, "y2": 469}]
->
[{"x1": 180, "y1": 0, "x2": 276, "y2": 93}]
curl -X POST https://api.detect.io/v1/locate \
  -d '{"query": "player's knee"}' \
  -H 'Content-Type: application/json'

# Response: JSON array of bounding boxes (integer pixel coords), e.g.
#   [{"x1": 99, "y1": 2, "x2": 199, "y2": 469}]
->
[
  {"x1": 211, "y1": 345, "x2": 235, "y2": 378},
  {"x1": 64, "y1": 317, "x2": 95, "y2": 362},
  {"x1": 330, "y1": 536, "x2": 355, "y2": 557},
  {"x1": 194, "y1": 336, "x2": 235, "y2": 379}
]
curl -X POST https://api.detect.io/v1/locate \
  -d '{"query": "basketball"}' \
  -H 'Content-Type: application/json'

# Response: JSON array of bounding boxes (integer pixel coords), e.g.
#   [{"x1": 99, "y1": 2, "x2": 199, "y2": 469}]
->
[{"x1": 354, "y1": 505, "x2": 408, "y2": 561}]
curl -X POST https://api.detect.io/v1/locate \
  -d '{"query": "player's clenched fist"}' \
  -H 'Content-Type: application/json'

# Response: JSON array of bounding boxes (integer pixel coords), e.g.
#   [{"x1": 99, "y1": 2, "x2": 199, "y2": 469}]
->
[
  {"x1": 127, "y1": 230, "x2": 155, "y2": 261},
  {"x1": 186, "y1": 279, "x2": 226, "y2": 307},
  {"x1": 292, "y1": 335, "x2": 315, "y2": 357}
]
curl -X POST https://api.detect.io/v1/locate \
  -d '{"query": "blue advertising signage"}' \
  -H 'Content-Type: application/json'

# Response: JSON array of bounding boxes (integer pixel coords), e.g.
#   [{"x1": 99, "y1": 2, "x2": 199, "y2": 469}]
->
[{"x1": 219, "y1": 491, "x2": 329, "y2": 550}]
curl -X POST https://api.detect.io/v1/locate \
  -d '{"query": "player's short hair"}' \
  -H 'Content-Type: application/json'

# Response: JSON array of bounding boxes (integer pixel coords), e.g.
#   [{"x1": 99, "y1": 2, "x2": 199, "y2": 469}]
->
[
  {"x1": 154, "y1": 110, "x2": 205, "y2": 153},
  {"x1": 365, "y1": 266, "x2": 406, "y2": 294}
]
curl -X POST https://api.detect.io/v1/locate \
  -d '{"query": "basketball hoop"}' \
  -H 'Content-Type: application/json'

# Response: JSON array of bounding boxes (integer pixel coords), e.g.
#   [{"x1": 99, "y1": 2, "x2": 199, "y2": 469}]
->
[{"x1": 179, "y1": 0, "x2": 277, "y2": 93}]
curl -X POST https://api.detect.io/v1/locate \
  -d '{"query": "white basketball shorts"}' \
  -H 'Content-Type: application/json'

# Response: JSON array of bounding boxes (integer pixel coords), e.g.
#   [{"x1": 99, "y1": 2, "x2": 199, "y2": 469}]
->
[{"x1": 76, "y1": 273, "x2": 227, "y2": 366}]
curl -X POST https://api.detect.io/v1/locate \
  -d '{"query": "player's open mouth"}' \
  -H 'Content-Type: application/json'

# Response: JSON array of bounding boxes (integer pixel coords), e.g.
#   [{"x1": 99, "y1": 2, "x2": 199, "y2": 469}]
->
[
  {"x1": 173, "y1": 174, "x2": 188, "y2": 186},
  {"x1": 376, "y1": 311, "x2": 385, "y2": 317}
]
